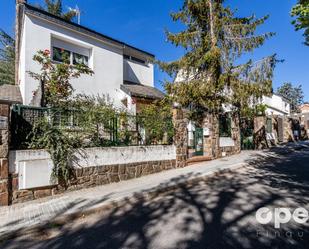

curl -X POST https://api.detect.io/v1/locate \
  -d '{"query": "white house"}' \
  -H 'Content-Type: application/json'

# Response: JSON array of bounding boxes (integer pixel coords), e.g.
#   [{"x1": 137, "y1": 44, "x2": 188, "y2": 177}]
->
[
  {"x1": 15, "y1": 1, "x2": 164, "y2": 113},
  {"x1": 262, "y1": 94, "x2": 291, "y2": 116}
]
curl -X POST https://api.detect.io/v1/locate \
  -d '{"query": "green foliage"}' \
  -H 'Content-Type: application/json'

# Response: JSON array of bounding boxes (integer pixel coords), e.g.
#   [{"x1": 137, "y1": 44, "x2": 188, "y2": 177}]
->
[
  {"x1": 291, "y1": 0, "x2": 309, "y2": 46},
  {"x1": 67, "y1": 94, "x2": 127, "y2": 147},
  {"x1": 29, "y1": 50, "x2": 93, "y2": 106},
  {"x1": 28, "y1": 117, "x2": 81, "y2": 184},
  {"x1": 160, "y1": 0, "x2": 276, "y2": 119},
  {"x1": 25, "y1": 96, "x2": 174, "y2": 184},
  {"x1": 138, "y1": 100, "x2": 174, "y2": 145},
  {"x1": 0, "y1": 29, "x2": 15, "y2": 85},
  {"x1": 255, "y1": 104, "x2": 267, "y2": 116},
  {"x1": 277, "y1": 82, "x2": 304, "y2": 112}
]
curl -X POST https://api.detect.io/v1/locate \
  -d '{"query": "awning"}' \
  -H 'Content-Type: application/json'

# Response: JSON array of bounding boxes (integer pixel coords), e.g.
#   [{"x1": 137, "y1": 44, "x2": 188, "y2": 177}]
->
[
  {"x1": 0, "y1": 84, "x2": 22, "y2": 104},
  {"x1": 120, "y1": 82, "x2": 165, "y2": 100}
]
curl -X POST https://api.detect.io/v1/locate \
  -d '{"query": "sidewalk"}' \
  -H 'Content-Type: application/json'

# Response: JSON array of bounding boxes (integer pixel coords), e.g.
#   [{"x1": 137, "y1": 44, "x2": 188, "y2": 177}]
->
[{"x1": 0, "y1": 150, "x2": 264, "y2": 237}]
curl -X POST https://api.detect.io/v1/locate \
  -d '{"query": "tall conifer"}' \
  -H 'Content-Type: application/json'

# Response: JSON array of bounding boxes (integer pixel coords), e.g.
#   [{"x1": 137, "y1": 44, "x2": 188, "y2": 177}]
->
[{"x1": 161, "y1": 0, "x2": 277, "y2": 117}]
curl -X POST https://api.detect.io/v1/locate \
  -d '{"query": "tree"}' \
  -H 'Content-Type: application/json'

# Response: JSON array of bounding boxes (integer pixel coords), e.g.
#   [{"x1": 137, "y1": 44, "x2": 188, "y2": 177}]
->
[
  {"x1": 29, "y1": 50, "x2": 93, "y2": 106},
  {"x1": 41, "y1": 0, "x2": 77, "y2": 21},
  {"x1": 0, "y1": 30, "x2": 15, "y2": 85},
  {"x1": 160, "y1": 0, "x2": 277, "y2": 119},
  {"x1": 291, "y1": 0, "x2": 309, "y2": 46},
  {"x1": 277, "y1": 82, "x2": 304, "y2": 112}
]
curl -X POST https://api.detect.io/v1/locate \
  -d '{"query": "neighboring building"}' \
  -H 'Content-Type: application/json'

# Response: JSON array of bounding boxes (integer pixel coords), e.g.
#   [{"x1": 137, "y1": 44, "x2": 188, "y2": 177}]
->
[
  {"x1": 262, "y1": 94, "x2": 291, "y2": 116},
  {"x1": 15, "y1": 1, "x2": 163, "y2": 113},
  {"x1": 259, "y1": 94, "x2": 292, "y2": 144},
  {"x1": 299, "y1": 103, "x2": 309, "y2": 114},
  {"x1": 297, "y1": 104, "x2": 309, "y2": 133},
  {"x1": 174, "y1": 73, "x2": 241, "y2": 160}
]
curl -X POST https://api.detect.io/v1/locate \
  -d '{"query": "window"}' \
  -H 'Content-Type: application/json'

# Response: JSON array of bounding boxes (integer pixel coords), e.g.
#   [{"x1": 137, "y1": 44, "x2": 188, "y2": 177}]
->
[
  {"x1": 124, "y1": 54, "x2": 146, "y2": 64},
  {"x1": 52, "y1": 47, "x2": 70, "y2": 63},
  {"x1": 52, "y1": 47, "x2": 89, "y2": 66},
  {"x1": 219, "y1": 114, "x2": 232, "y2": 137},
  {"x1": 73, "y1": 52, "x2": 89, "y2": 66}
]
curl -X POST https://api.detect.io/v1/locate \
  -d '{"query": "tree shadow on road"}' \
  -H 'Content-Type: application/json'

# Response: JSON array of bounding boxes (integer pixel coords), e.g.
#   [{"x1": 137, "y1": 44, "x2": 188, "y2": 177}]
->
[{"x1": 1, "y1": 147, "x2": 309, "y2": 249}]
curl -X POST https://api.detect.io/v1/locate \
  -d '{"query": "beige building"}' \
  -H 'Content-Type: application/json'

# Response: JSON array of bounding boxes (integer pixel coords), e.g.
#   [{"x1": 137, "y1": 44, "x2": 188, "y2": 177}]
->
[{"x1": 299, "y1": 104, "x2": 309, "y2": 114}]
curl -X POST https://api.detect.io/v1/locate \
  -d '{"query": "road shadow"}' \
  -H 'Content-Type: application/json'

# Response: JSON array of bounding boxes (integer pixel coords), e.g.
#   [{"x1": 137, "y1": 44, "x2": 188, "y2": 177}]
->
[{"x1": 1, "y1": 146, "x2": 309, "y2": 249}]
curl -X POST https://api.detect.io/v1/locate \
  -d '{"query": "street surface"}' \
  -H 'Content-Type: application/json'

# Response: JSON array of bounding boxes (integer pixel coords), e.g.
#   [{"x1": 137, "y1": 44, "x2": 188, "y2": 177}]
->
[{"x1": 1, "y1": 143, "x2": 309, "y2": 249}]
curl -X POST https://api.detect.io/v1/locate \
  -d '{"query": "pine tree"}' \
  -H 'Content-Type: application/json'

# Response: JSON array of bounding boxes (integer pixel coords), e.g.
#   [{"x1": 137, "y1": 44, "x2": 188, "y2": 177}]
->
[
  {"x1": 0, "y1": 30, "x2": 15, "y2": 85},
  {"x1": 43, "y1": 0, "x2": 76, "y2": 21},
  {"x1": 161, "y1": 0, "x2": 277, "y2": 118},
  {"x1": 277, "y1": 82, "x2": 304, "y2": 112}
]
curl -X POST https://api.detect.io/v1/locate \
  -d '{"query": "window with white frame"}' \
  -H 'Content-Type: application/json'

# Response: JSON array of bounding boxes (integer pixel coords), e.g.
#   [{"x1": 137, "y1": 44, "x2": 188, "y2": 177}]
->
[{"x1": 51, "y1": 37, "x2": 90, "y2": 66}]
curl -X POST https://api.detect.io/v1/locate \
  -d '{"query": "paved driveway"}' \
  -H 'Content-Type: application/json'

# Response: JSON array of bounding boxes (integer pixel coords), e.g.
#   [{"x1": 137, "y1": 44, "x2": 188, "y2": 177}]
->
[{"x1": 1, "y1": 144, "x2": 309, "y2": 249}]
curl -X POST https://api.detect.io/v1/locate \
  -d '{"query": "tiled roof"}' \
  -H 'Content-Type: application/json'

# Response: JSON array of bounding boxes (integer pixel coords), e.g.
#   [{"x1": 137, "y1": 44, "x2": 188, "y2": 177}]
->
[
  {"x1": 121, "y1": 82, "x2": 165, "y2": 100},
  {"x1": 0, "y1": 84, "x2": 22, "y2": 104}
]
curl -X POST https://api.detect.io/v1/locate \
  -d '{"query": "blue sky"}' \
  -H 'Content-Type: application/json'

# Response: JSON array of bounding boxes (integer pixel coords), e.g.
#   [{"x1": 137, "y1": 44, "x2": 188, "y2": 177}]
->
[{"x1": 0, "y1": 0, "x2": 308, "y2": 100}]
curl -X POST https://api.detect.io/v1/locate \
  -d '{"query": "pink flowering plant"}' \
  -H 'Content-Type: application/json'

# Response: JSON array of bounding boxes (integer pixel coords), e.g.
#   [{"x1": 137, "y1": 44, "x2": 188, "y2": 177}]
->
[{"x1": 28, "y1": 49, "x2": 94, "y2": 107}]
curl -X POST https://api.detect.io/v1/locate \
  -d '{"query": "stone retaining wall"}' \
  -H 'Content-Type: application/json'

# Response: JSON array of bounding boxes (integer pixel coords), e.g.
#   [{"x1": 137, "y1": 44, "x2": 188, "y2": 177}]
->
[
  {"x1": 0, "y1": 103, "x2": 10, "y2": 206},
  {"x1": 10, "y1": 159, "x2": 176, "y2": 204},
  {"x1": 9, "y1": 145, "x2": 177, "y2": 204}
]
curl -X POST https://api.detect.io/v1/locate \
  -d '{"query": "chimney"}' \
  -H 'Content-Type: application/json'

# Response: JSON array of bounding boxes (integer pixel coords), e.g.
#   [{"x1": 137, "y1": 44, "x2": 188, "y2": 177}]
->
[{"x1": 15, "y1": 0, "x2": 27, "y2": 85}]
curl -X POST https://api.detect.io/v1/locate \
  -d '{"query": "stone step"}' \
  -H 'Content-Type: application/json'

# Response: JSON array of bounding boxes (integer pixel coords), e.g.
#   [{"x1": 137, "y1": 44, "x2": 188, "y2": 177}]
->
[{"x1": 187, "y1": 156, "x2": 212, "y2": 165}]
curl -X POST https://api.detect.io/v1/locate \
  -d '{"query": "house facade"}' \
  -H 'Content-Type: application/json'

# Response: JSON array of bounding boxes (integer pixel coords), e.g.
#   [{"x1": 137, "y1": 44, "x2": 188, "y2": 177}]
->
[
  {"x1": 16, "y1": 1, "x2": 163, "y2": 113},
  {"x1": 257, "y1": 94, "x2": 292, "y2": 144},
  {"x1": 262, "y1": 94, "x2": 291, "y2": 116}
]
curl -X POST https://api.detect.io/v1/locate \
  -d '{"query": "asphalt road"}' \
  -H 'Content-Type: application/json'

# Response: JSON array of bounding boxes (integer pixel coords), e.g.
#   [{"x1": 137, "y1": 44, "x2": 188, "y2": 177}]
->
[{"x1": 1, "y1": 145, "x2": 309, "y2": 249}]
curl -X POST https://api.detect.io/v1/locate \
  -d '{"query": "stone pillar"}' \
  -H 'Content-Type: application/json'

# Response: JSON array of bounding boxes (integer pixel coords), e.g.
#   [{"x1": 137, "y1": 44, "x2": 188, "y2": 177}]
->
[
  {"x1": 254, "y1": 116, "x2": 266, "y2": 133},
  {"x1": 254, "y1": 116, "x2": 267, "y2": 149},
  {"x1": 173, "y1": 108, "x2": 188, "y2": 168},
  {"x1": 202, "y1": 114, "x2": 212, "y2": 157},
  {"x1": 283, "y1": 116, "x2": 293, "y2": 142},
  {"x1": 202, "y1": 113, "x2": 219, "y2": 159},
  {"x1": 0, "y1": 103, "x2": 10, "y2": 206},
  {"x1": 231, "y1": 113, "x2": 241, "y2": 153},
  {"x1": 211, "y1": 114, "x2": 220, "y2": 159}
]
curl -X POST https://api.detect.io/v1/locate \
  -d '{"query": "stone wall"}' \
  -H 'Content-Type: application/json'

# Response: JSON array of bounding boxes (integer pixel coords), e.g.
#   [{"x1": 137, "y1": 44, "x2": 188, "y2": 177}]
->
[
  {"x1": 202, "y1": 113, "x2": 240, "y2": 159},
  {"x1": 254, "y1": 115, "x2": 293, "y2": 148},
  {"x1": 8, "y1": 145, "x2": 176, "y2": 204},
  {"x1": 173, "y1": 108, "x2": 188, "y2": 167},
  {"x1": 10, "y1": 159, "x2": 176, "y2": 204},
  {"x1": 0, "y1": 103, "x2": 10, "y2": 206},
  {"x1": 283, "y1": 116, "x2": 293, "y2": 142}
]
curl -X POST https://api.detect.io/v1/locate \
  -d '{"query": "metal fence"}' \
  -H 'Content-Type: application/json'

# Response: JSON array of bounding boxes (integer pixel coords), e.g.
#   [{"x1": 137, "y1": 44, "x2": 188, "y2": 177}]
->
[{"x1": 11, "y1": 105, "x2": 174, "y2": 150}]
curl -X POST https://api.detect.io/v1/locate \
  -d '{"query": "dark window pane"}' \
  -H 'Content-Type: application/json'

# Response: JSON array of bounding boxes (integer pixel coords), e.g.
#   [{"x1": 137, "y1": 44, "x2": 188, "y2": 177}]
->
[
  {"x1": 73, "y1": 52, "x2": 89, "y2": 66},
  {"x1": 219, "y1": 114, "x2": 232, "y2": 137},
  {"x1": 131, "y1": 56, "x2": 146, "y2": 64},
  {"x1": 52, "y1": 47, "x2": 70, "y2": 63},
  {"x1": 123, "y1": 54, "x2": 130, "y2": 60}
]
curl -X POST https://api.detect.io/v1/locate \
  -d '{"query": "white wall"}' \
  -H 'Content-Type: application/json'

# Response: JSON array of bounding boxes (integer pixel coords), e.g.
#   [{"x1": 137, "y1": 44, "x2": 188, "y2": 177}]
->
[
  {"x1": 123, "y1": 59, "x2": 154, "y2": 86},
  {"x1": 19, "y1": 14, "x2": 155, "y2": 108},
  {"x1": 9, "y1": 145, "x2": 176, "y2": 174},
  {"x1": 263, "y1": 95, "x2": 291, "y2": 116}
]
